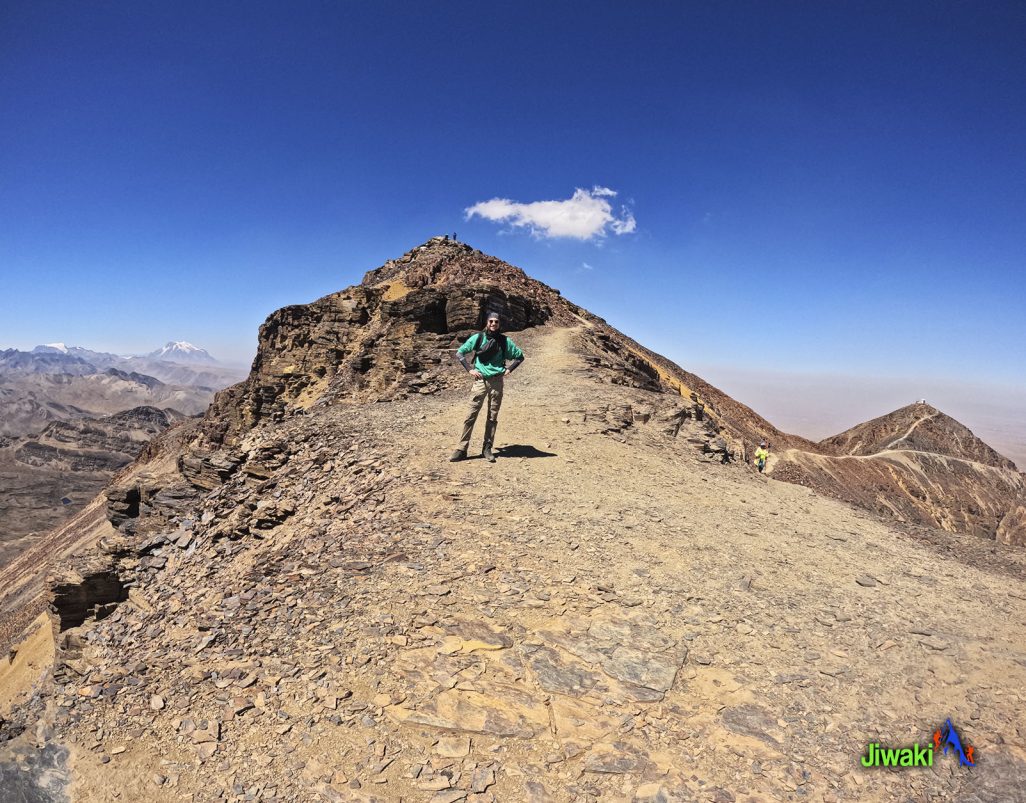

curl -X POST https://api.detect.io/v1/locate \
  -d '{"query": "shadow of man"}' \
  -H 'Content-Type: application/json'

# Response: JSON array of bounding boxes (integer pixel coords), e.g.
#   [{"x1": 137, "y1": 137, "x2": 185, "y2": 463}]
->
[{"x1": 496, "y1": 445, "x2": 557, "y2": 459}]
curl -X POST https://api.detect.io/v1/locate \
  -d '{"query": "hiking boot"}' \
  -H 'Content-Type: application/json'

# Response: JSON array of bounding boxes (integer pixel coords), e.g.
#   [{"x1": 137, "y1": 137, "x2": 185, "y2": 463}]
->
[
  {"x1": 449, "y1": 449, "x2": 467, "y2": 462},
  {"x1": 482, "y1": 419, "x2": 498, "y2": 462}
]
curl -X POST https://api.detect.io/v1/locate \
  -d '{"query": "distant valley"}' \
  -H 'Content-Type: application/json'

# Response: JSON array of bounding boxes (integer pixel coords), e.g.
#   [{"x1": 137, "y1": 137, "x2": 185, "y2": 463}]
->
[{"x1": 0, "y1": 342, "x2": 246, "y2": 566}]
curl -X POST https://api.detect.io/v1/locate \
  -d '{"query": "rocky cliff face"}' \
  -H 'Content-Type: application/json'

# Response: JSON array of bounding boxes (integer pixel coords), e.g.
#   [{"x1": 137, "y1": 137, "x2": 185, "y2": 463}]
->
[
  {"x1": 3, "y1": 239, "x2": 1026, "y2": 802},
  {"x1": 198, "y1": 239, "x2": 573, "y2": 442}
]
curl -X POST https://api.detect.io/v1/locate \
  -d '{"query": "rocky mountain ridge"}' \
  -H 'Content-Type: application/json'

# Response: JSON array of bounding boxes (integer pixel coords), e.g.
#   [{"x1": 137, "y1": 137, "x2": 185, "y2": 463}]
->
[
  {"x1": 772, "y1": 402, "x2": 1026, "y2": 545},
  {"x1": 821, "y1": 402, "x2": 1017, "y2": 470},
  {"x1": 190, "y1": 237, "x2": 1025, "y2": 545},
  {"x1": 196, "y1": 238, "x2": 805, "y2": 459},
  {"x1": 1, "y1": 238, "x2": 1024, "y2": 802}
]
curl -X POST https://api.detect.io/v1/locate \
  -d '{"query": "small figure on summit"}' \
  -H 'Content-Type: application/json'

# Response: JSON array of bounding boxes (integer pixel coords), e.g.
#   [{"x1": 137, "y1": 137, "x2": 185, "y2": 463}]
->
[
  {"x1": 754, "y1": 441, "x2": 770, "y2": 473},
  {"x1": 450, "y1": 311, "x2": 525, "y2": 463}
]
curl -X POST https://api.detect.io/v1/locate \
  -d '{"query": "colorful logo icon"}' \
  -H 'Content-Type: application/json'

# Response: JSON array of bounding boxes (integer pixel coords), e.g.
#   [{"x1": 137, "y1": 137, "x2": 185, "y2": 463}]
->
[
  {"x1": 860, "y1": 719, "x2": 976, "y2": 768},
  {"x1": 934, "y1": 719, "x2": 975, "y2": 767}
]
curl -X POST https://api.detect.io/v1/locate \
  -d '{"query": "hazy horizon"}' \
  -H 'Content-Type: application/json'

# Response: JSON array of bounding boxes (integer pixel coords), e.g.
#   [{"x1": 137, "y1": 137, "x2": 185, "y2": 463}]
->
[
  {"x1": 689, "y1": 362, "x2": 1026, "y2": 471},
  {"x1": 4, "y1": 317, "x2": 1022, "y2": 471}
]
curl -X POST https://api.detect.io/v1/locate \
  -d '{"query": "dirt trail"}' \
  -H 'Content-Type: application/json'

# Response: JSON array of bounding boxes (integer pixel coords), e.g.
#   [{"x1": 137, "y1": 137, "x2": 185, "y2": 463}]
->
[
  {"x1": 884, "y1": 411, "x2": 939, "y2": 452},
  {"x1": 355, "y1": 325, "x2": 1026, "y2": 801}
]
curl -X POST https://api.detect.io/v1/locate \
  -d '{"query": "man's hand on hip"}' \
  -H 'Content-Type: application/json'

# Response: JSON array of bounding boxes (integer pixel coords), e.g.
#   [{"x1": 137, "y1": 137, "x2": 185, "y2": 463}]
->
[{"x1": 470, "y1": 369, "x2": 483, "y2": 379}]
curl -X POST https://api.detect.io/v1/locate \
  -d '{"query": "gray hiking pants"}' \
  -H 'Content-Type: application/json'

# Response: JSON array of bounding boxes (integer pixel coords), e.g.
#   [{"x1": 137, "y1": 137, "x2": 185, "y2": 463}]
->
[{"x1": 458, "y1": 376, "x2": 504, "y2": 452}]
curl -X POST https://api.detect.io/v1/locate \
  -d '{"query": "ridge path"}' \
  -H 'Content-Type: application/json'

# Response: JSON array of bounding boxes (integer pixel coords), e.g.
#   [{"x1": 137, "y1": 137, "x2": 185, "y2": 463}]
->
[{"x1": 343, "y1": 324, "x2": 1026, "y2": 802}]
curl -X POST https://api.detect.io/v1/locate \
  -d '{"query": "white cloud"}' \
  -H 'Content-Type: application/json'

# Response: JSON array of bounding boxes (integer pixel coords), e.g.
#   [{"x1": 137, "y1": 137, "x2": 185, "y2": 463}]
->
[
  {"x1": 465, "y1": 186, "x2": 637, "y2": 241},
  {"x1": 581, "y1": 262, "x2": 594, "y2": 270}
]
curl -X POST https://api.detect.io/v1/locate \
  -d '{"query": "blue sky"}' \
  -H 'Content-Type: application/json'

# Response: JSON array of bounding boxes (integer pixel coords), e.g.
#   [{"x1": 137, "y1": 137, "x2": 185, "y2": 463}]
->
[{"x1": 2, "y1": 3, "x2": 1024, "y2": 415}]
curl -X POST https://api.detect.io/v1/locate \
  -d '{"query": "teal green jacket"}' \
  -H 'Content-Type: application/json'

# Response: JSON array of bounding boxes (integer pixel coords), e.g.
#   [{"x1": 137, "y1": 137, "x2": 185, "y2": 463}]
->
[{"x1": 457, "y1": 332, "x2": 525, "y2": 378}]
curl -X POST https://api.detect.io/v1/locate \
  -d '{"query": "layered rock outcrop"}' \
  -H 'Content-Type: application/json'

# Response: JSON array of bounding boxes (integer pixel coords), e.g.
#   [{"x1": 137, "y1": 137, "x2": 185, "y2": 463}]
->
[{"x1": 196, "y1": 237, "x2": 772, "y2": 462}]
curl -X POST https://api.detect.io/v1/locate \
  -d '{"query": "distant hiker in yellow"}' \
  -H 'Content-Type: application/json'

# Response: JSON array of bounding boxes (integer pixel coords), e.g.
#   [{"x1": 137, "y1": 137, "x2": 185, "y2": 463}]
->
[
  {"x1": 755, "y1": 441, "x2": 770, "y2": 473},
  {"x1": 450, "y1": 311, "x2": 525, "y2": 463}
]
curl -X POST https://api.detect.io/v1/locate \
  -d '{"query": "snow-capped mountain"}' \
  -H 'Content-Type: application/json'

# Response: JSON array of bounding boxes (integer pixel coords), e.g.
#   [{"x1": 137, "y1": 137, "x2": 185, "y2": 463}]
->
[
  {"x1": 32, "y1": 344, "x2": 122, "y2": 366},
  {"x1": 7, "y1": 341, "x2": 246, "y2": 400},
  {"x1": 147, "y1": 341, "x2": 217, "y2": 364}
]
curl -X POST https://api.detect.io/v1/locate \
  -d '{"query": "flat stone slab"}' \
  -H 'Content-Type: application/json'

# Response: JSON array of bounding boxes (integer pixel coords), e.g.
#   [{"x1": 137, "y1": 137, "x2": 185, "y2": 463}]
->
[
  {"x1": 538, "y1": 612, "x2": 687, "y2": 698},
  {"x1": 584, "y1": 741, "x2": 655, "y2": 775},
  {"x1": 588, "y1": 619, "x2": 676, "y2": 652},
  {"x1": 601, "y1": 645, "x2": 682, "y2": 694},
  {"x1": 443, "y1": 618, "x2": 513, "y2": 652},
  {"x1": 433, "y1": 735, "x2": 471, "y2": 757},
  {"x1": 388, "y1": 682, "x2": 549, "y2": 738},
  {"x1": 524, "y1": 645, "x2": 601, "y2": 697},
  {"x1": 720, "y1": 704, "x2": 783, "y2": 748}
]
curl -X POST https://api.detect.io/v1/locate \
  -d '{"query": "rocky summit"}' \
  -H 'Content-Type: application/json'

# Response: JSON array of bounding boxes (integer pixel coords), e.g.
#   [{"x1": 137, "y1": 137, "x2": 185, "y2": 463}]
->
[
  {"x1": 2, "y1": 237, "x2": 1025, "y2": 802},
  {"x1": 772, "y1": 402, "x2": 1026, "y2": 546}
]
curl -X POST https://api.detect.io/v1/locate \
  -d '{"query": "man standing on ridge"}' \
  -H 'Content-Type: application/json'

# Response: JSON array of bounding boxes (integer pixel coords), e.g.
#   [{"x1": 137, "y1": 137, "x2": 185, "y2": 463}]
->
[{"x1": 450, "y1": 311, "x2": 524, "y2": 463}]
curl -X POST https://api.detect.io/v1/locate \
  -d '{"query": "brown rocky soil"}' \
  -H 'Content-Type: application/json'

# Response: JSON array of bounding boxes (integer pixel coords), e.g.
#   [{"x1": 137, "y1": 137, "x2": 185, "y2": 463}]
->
[
  {"x1": 0, "y1": 324, "x2": 1022, "y2": 801},
  {"x1": 2, "y1": 239, "x2": 1025, "y2": 802}
]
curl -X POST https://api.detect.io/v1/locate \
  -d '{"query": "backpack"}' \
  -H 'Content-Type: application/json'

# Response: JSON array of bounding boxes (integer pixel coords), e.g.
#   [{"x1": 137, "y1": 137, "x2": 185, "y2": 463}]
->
[{"x1": 473, "y1": 331, "x2": 506, "y2": 361}]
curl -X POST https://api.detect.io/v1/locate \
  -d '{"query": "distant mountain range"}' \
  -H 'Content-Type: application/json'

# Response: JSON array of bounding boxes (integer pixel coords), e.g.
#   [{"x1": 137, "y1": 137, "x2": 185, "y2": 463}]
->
[
  {"x1": 33, "y1": 339, "x2": 217, "y2": 363},
  {"x1": 0, "y1": 340, "x2": 247, "y2": 438},
  {"x1": 3, "y1": 341, "x2": 247, "y2": 392},
  {"x1": 0, "y1": 341, "x2": 247, "y2": 562}
]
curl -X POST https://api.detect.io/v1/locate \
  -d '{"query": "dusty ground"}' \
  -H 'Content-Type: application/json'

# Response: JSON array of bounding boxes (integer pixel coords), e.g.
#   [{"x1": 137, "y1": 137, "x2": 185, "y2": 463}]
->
[
  {"x1": 0, "y1": 613, "x2": 54, "y2": 717},
  {"x1": 376, "y1": 325, "x2": 1026, "y2": 801},
  {"x1": 3, "y1": 324, "x2": 1025, "y2": 802}
]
